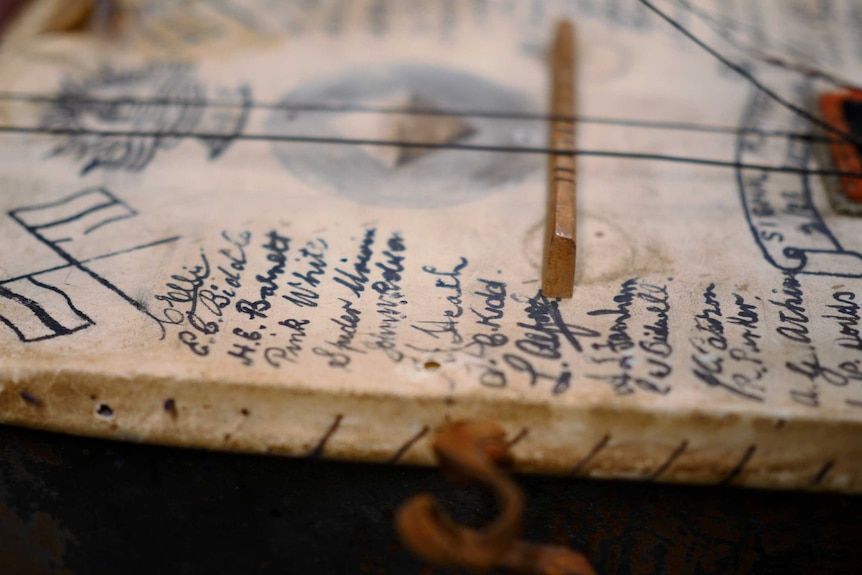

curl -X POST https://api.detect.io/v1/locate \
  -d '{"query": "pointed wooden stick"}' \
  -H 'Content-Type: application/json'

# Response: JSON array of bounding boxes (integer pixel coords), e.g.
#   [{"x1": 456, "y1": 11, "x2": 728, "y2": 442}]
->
[{"x1": 542, "y1": 20, "x2": 577, "y2": 299}]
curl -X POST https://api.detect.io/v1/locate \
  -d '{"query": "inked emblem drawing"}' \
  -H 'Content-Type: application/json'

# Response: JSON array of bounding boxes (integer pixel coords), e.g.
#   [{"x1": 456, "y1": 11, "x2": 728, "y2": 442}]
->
[
  {"x1": 736, "y1": 87, "x2": 862, "y2": 278},
  {"x1": 40, "y1": 63, "x2": 251, "y2": 174},
  {"x1": 0, "y1": 188, "x2": 179, "y2": 342}
]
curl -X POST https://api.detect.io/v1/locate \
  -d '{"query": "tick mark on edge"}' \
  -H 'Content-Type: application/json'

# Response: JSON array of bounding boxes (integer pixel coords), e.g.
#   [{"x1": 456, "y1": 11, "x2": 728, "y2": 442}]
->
[
  {"x1": 20, "y1": 390, "x2": 41, "y2": 406},
  {"x1": 506, "y1": 428, "x2": 530, "y2": 449},
  {"x1": 720, "y1": 445, "x2": 757, "y2": 486},
  {"x1": 644, "y1": 440, "x2": 688, "y2": 481},
  {"x1": 811, "y1": 460, "x2": 835, "y2": 486},
  {"x1": 570, "y1": 434, "x2": 610, "y2": 476},
  {"x1": 387, "y1": 426, "x2": 430, "y2": 465},
  {"x1": 307, "y1": 414, "x2": 343, "y2": 458}
]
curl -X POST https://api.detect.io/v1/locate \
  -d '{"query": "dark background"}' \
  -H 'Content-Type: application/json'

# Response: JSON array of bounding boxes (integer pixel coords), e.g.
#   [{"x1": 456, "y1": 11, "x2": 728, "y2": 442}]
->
[
  {"x1": 2, "y1": 424, "x2": 861, "y2": 574},
  {"x1": 0, "y1": 0, "x2": 29, "y2": 34}
]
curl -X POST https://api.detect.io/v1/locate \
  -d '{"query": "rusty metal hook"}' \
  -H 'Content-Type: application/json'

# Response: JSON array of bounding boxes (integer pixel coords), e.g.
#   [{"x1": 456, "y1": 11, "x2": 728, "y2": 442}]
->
[{"x1": 395, "y1": 421, "x2": 596, "y2": 575}]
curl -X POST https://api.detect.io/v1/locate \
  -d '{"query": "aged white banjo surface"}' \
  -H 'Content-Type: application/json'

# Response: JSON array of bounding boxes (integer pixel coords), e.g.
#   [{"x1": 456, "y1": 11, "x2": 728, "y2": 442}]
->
[{"x1": 1, "y1": 0, "x2": 861, "y2": 493}]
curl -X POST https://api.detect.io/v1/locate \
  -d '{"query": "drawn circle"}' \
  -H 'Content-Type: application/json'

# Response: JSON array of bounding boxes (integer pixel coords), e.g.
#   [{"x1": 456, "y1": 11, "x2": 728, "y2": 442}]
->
[
  {"x1": 268, "y1": 65, "x2": 542, "y2": 208},
  {"x1": 523, "y1": 212, "x2": 636, "y2": 285}
]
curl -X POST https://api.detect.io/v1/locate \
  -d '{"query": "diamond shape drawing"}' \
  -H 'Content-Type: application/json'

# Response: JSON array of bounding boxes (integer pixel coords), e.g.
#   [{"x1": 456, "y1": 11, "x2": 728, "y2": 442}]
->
[{"x1": 329, "y1": 92, "x2": 475, "y2": 169}]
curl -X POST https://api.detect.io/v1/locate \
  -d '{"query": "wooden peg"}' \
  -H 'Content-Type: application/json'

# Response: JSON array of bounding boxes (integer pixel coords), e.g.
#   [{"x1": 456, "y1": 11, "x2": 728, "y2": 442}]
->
[{"x1": 542, "y1": 20, "x2": 577, "y2": 299}]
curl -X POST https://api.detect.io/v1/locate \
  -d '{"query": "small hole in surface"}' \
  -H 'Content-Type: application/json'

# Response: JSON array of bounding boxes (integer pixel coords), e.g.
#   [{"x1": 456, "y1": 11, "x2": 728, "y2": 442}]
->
[
  {"x1": 423, "y1": 360, "x2": 441, "y2": 371},
  {"x1": 96, "y1": 404, "x2": 114, "y2": 418}
]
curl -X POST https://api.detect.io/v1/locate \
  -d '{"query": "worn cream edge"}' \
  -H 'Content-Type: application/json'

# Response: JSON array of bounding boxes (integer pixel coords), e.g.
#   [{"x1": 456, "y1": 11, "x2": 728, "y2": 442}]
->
[{"x1": 0, "y1": 369, "x2": 859, "y2": 494}]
